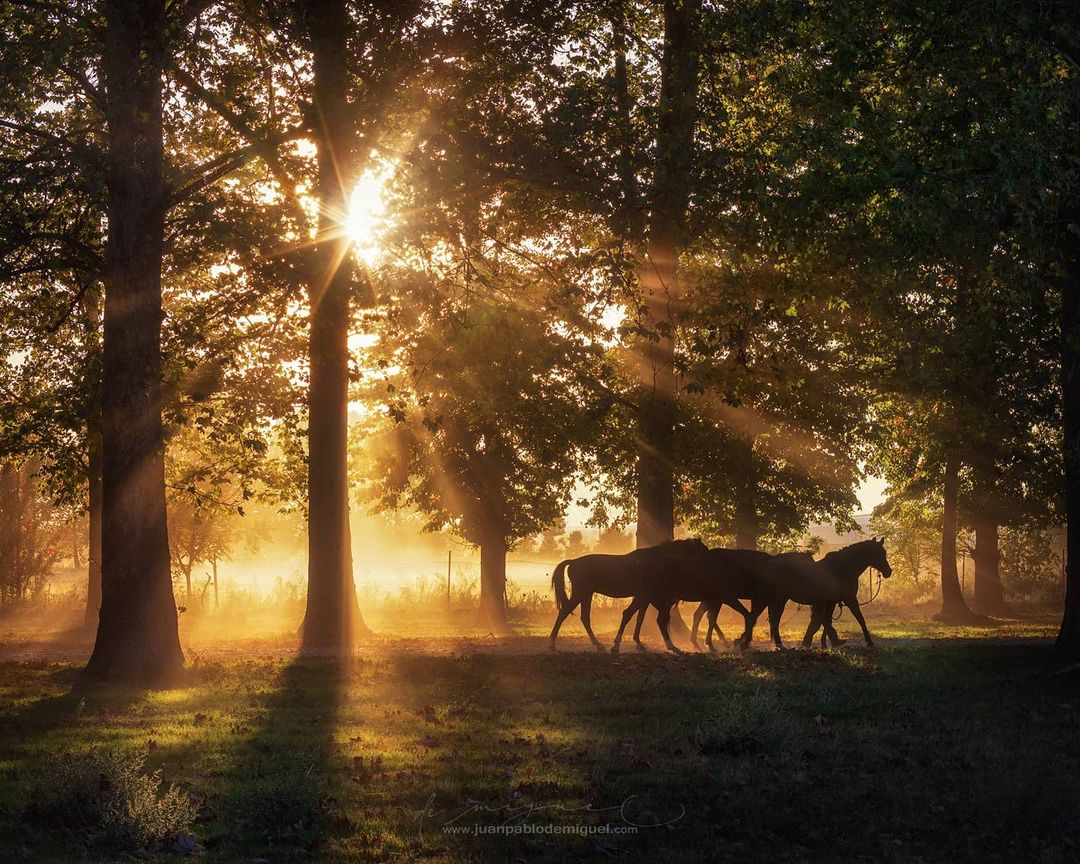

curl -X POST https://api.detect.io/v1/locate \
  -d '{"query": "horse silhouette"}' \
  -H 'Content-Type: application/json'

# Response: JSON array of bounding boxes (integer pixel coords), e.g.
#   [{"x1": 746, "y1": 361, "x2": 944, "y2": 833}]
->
[
  {"x1": 739, "y1": 538, "x2": 892, "y2": 649},
  {"x1": 687, "y1": 551, "x2": 841, "y2": 650},
  {"x1": 548, "y1": 539, "x2": 708, "y2": 651}
]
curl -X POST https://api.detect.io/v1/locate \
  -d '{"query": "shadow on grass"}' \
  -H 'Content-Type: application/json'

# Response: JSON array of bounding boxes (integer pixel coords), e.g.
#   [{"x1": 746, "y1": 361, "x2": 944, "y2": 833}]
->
[
  {"x1": 205, "y1": 656, "x2": 353, "y2": 863},
  {"x1": 350, "y1": 643, "x2": 1080, "y2": 864},
  {"x1": 347, "y1": 648, "x2": 881, "y2": 861}
]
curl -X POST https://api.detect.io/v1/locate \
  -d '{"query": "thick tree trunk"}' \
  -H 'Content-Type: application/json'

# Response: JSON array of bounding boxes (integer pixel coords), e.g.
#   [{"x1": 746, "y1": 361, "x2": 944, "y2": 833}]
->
[
  {"x1": 85, "y1": 0, "x2": 184, "y2": 682},
  {"x1": 1052, "y1": 0, "x2": 1080, "y2": 659},
  {"x1": 299, "y1": 0, "x2": 369, "y2": 653},
  {"x1": 969, "y1": 434, "x2": 1009, "y2": 616},
  {"x1": 733, "y1": 432, "x2": 759, "y2": 550},
  {"x1": 84, "y1": 421, "x2": 103, "y2": 631},
  {"x1": 1060, "y1": 204, "x2": 1080, "y2": 654},
  {"x1": 0, "y1": 461, "x2": 17, "y2": 606},
  {"x1": 972, "y1": 516, "x2": 1006, "y2": 615},
  {"x1": 631, "y1": 0, "x2": 699, "y2": 647},
  {"x1": 81, "y1": 284, "x2": 103, "y2": 631},
  {"x1": 935, "y1": 448, "x2": 976, "y2": 622},
  {"x1": 479, "y1": 531, "x2": 509, "y2": 636},
  {"x1": 634, "y1": 0, "x2": 699, "y2": 551}
]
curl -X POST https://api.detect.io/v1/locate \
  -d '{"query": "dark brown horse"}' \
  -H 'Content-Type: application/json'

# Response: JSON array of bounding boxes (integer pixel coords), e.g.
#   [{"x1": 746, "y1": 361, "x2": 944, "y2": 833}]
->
[
  {"x1": 689, "y1": 561, "x2": 843, "y2": 650},
  {"x1": 548, "y1": 539, "x2": 708, "y2": 651},
  {"x1": 612, "y1": 547, "x2": 766, "y2": 654},
  {"x1": 739, "y1": 538, "x2": 892, "y2": 649}
]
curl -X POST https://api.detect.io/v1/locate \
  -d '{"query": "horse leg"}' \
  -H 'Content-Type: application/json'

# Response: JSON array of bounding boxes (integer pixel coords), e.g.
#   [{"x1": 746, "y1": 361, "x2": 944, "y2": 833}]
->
[
  {"x1": 548, "y1": 596, "x2": 581, "y2": 649},
  {"x1": 823, "y1": 603, "x2": 845, "y2": 646},
  {"x1": 705, "y1": 606, "x2": 725, "y2": 653},
  {"x1": 847, "y1": 597, "x2": 875, "y2": 648},
  {"x1": 612, "y1": 599, "x2": 641, "y2": 654},
  {"x1": 691, "y1": 602, "x2": 708, "y2": 650},
  {"x1": 632, "y1": 602, "x2": 649, "y2": 651},
  {"x1": 803, "y1": 605, "x2": 824, "y2": 648},
  {"x1": 738, "y1": 599, "x2": 765, "y2": 649},
  {"x1": 580, "y1": 595, "x2": 603, "y2": 652},
  {"x1": 768, "y1": 600, "x2": 787, "y2": 649},
  {"x1": 715, "y1": 599, "x2": 749, "y2": 647},
  {"x1": 656, "y1": 602, "x2": 684, "y2": 655}
]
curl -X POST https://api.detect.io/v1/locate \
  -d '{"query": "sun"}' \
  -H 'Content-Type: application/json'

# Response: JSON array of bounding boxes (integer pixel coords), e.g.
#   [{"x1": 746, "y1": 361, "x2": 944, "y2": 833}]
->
[{"x1": 345, "y1": 163, "x2": 394, "y2": 265}]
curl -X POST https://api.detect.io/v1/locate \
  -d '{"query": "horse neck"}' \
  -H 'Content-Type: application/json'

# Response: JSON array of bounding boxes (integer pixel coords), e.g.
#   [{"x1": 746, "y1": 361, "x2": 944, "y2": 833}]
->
[{"x1": 822, "y1": 545, "x2": 872, "y2": 583}]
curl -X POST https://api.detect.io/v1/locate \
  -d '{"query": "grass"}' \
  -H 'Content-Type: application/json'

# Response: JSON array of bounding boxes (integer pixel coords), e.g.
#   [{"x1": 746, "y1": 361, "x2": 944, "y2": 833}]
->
[{"x1": 1, "y1": 614, "x2": 1079, "y2": 863}]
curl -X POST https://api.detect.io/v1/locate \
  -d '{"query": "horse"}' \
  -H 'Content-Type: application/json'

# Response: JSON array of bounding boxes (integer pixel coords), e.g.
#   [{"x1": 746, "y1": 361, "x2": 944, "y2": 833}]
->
[
  {"x1": 548, "y1": 538, "x2": 709, "y2": 651},
  {"x1": 738, "y1": 537, "x2": 892, "y2": 649},
  {"x1": 612, "y1": 547, "x2": 767, "y2": 655},
  {"x1": 686, "y1": 551, "x2": 842, "y2": 650}
]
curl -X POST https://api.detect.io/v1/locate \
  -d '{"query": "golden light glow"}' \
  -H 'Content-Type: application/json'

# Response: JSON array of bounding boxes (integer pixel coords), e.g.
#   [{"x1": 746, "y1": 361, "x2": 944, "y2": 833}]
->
[{"x1": 346, "y1": 164, "x2": 394, "y2": 266}]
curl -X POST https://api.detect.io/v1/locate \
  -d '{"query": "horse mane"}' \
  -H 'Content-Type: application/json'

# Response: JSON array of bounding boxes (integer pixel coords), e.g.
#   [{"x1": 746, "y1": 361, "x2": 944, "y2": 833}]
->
[
  {"x1": 653, "y1": 538, "x2": 707, "y2": 552},
  {"x1": 821, "y1": 540, "x2": 876, "y2": 573}
]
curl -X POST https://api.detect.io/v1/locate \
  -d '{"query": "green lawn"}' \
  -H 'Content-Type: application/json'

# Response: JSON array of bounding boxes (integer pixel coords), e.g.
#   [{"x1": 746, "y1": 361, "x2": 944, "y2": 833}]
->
[{"x1": 1, "y1": 616, "x2": 1079, "y2": 863}]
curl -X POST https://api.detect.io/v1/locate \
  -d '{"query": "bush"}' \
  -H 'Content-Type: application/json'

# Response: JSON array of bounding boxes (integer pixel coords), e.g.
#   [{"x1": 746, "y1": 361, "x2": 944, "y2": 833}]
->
[{"x1": 28, "y1": 745, "x2": 198, "y2": 851}]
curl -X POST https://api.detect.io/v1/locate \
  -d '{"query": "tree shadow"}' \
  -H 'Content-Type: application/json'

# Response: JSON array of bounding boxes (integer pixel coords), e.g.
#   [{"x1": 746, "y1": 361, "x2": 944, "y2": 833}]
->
[{"x1": 206, "y1": 655, "x2": 351, "y2": 862}]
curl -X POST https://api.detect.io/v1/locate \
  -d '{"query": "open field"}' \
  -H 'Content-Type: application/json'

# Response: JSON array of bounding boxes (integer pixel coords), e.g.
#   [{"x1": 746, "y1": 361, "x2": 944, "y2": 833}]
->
[{"x1": 1, "y1": 614, "x2": 1078, "y2": 863}]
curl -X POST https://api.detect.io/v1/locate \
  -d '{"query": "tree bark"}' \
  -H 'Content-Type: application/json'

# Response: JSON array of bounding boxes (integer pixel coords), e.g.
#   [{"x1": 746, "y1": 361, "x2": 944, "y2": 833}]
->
[
  {"x1": 1060, "y1": 199, "x2": 1080, "y2": 654},
  {"x1": 935, "y1": 447, "x2": 976, "y2": 622},
  {"x1": 85, "y1": 0, "x2": 184, "y2": 682},
  {"x1": 972, "y1": 515, "x2": 1006, "y2": 615},
  {"x1": 81, "y1": 284, "x2": 103, "y2": 631},
  {"x1": 299, "y1": 0, "x2": 370, "y2": 653},
  {"x1": 733, "y1": 432, "x2": 759, "y2": 550},
  {"x1": 0, "y1": 461, "x2": 17, "y2": 606},
  {"x1": 634, "y1": 0, "x2": 699, "y2": 551},
  {"x1": 479, "y1": 530, "x2": 509, "y2": 636},
  {"x1": 969, "y1": 437, "x2": 1009, "y2": 616},
  {"x1": 84, "y1": 420, "x2": 103, "y2": 631}
]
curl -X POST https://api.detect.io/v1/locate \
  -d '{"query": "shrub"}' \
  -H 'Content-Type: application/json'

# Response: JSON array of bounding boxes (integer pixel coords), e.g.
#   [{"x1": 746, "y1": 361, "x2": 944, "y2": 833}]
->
[{"x1": 28, "y1": 745, "x2": 198, "y2": 851}]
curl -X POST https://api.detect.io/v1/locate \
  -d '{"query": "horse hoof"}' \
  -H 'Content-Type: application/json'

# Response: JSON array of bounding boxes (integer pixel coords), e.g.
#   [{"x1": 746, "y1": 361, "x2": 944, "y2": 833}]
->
[
  {"x1": 594, "y1": 644, "x2": 605, "y2": 653},
  {"x1": 635, "y1": 643, "x2": 647, "y2": 652},
  {"x1": 548, "y1": 643, "x2": 557, "y2": 652},
  {"x1": 610, "y1": 646, "x2": 620, "y2": 655}
]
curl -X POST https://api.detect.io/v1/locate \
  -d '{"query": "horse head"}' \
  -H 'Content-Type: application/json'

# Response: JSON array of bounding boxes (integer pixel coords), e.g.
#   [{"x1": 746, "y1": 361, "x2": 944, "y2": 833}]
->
[{"x1": 861, "y1": 536, "x2": 892, "y2": 578}]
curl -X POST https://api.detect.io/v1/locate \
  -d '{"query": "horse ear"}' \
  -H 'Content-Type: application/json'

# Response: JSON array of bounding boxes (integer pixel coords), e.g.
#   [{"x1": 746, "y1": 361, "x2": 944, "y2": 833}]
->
[{"x1": 877, "y1": 536, "x2": 885, "y2": 546}]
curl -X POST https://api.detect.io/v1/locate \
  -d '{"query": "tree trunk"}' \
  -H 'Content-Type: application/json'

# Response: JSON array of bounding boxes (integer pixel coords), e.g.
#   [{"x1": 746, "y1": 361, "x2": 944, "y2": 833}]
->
[
  {"x1": 970, "y1": 441, "x2": 1009, "y2": 616},
  {"x1": 0, "y1": 461, "x2": 16, "y2": 606},
  {"x1": 85, "y1": 0, "x2": 183, "y2": 682},
  {"x1": 479, "y1": 531, "x2": 509, "y2": 636},
  {"x1": 299, "y1": 0, "x2": 369, "y2": 653},
  {"x1": 631, "y1": 0, "x2": 699, "y2": 646},
  {"x1": 972, "y1": 517, "x2": 1006, "y2": 614},
  {"x1": 935, "y1": 447, "x2": 976, "y2": 622},
  {"x1": 733, "y1": 432, "x2": 759, "y2": 550},
  {"x1": 1060, "y1": 201, "x2": 1080, "y2": 654},
  {"x1": 80, "y1": 283, "x2": 103, "y2": 631},
  {"x1": 634, "y1": 0, "x2": 699, "y2": 551},
  {"x1": 84, "y1": 420, "x2": 103, "y2": 631}
]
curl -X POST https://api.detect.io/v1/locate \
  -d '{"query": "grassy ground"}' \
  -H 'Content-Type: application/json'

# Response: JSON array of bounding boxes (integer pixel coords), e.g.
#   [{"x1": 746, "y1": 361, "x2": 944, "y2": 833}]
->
[{"x1": 1, "y1": 614, "x2": 1079, "y2": 863}]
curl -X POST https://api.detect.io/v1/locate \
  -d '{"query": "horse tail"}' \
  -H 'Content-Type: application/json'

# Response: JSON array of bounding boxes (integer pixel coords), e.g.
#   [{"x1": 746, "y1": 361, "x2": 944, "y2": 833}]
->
[{"x1": 552, "y1": 560, "x2": 572, "y2": 611}]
